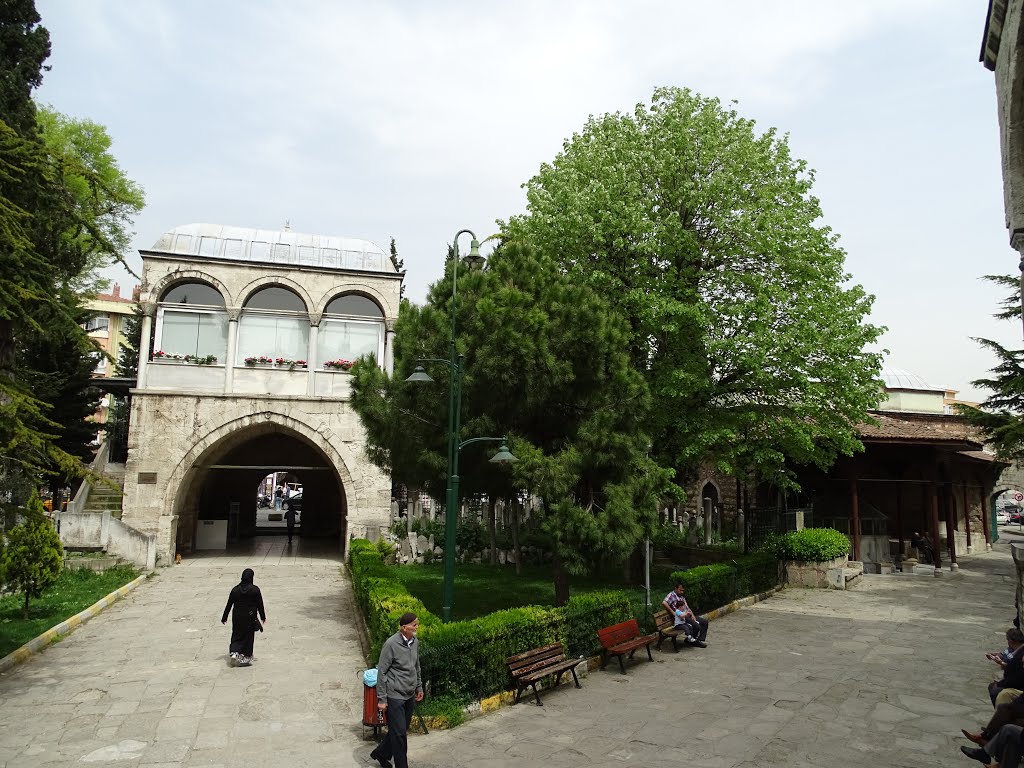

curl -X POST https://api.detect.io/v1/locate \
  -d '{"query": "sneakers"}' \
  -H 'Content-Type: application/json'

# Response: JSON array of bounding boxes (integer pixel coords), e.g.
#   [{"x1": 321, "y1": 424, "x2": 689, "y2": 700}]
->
[
  {"x1": 692, "y1": 640, "x2": 707, "y2": 648},
  {"x1": 229, "y1": 652, "x2": 239, "y2": 666}
]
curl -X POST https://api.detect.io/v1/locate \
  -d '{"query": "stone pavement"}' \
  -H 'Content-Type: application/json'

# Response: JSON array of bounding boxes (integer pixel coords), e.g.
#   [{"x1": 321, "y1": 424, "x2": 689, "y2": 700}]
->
[
  {"x1": 405, "y1": 546, "x2": 1018, "y2": 768},
  {"x1": 0, "y1": 537, "x2": 368, "y2": 767},
  {"x1": 0, "y1": 537, "x2": 1019, "y2": 768}
]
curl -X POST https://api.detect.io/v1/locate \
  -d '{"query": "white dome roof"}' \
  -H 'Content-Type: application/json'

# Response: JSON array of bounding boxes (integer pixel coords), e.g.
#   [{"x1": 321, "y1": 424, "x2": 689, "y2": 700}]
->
[
  {"x1": 146, "y1": 223, "x2": 395, "y2": 273},
  {"x1": 881, "y1": 366, "x2": 944, "y2": 392}
]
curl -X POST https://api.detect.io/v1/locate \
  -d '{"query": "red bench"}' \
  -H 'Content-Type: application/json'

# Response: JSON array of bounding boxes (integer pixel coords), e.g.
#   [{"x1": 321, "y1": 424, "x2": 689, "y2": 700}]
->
[{"x1": 597, "y1": 618, "x2": 658, "y2": 673}]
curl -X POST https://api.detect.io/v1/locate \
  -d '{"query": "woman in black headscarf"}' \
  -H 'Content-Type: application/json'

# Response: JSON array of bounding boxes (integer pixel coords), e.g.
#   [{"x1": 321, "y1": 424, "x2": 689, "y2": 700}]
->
[{"x1": 221, "y1": 568, "x2": 266, "y2": 666}]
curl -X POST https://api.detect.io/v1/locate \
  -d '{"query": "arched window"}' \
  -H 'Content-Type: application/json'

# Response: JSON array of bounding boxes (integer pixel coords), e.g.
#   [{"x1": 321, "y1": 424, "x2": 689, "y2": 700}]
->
[
  {"x1": 318, "y1": 293, "x2": 385, "y2": 368},
  {"x1": 155, "y1": 281, "x2": 228, "y2": 361},
  {"x1": 236, "y1": 286, "x2": 309, "y2": 364}
]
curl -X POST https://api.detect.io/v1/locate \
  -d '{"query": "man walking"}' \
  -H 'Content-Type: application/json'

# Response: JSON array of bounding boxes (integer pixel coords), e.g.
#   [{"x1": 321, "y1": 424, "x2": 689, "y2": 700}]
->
[{"x1": 371, "y1": 612, "x2": 423, "y2": 768}]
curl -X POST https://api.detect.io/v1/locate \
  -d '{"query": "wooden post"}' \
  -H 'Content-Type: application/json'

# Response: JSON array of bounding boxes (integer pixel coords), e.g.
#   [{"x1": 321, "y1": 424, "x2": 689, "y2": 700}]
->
[
  {"x1": 945, "y1": 484, "x2": 958, "y2": 567},
  {"x1": 850, "y1": 477, "x2": 861, "y2": 562},
  {"x1": 896, "y1": 486, "x2": 904, "y2": 556},
  {"x1": 980, "y1": 477, "x2": 991, "y2": 548},
  {"x1": 962, "y1": 481, "x2": 972, "y2": 552},
  {"x1": 930, "y1": 483, "x2": 942, "y2": 568}
]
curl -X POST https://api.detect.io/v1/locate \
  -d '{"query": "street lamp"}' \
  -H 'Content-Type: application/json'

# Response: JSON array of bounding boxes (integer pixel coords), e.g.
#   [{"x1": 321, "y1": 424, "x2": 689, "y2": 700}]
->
[{"x1": 404, "y1": 229, "x2": 517, "y2": 621}]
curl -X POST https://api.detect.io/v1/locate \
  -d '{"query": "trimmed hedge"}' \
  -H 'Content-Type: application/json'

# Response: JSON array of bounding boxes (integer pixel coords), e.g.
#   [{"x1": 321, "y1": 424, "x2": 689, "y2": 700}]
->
[
  {"x1": 350, "y1": 541, "x2": 780, "y2": 702},
  {"x1": 773, "y1": 528, "x2": 851, "y2": 562},
  {"x1": 668, "y1": 552, "x2": 782, "y2": 615}
]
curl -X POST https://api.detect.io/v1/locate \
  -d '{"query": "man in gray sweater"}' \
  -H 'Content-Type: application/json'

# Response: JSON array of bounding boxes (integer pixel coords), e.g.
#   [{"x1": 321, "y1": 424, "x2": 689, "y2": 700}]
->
[{"x1": 370, "y1": 612, "x2": 423, "y2": 768}]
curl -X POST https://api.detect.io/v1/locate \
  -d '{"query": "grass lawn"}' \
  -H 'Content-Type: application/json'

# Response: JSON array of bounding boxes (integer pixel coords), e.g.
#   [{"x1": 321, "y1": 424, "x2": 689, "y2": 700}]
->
[
  {"x1": 389, "y1": 562, "x2": 642, "y2": 621},
  {"x1": 0, "y1": 566, "x2": 140, "y2": 658}
]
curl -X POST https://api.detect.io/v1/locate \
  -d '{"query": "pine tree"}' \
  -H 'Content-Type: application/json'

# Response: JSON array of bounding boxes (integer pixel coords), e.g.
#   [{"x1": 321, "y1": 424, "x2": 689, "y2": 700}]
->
[
  {"x1": 0, "y1": 490, "x2": 63, "y2": 617},
  {"x1": 389, "y1": 237, "x2": 405, "y2": 300},
  {"x1": 959, "y1": 275, "x2": 1024, "y2": 458}
]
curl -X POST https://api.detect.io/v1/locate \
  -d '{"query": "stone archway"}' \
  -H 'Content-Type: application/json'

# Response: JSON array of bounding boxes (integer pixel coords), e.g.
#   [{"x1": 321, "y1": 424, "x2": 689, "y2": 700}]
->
[{"x1": 162, "y1": 413, "x2": 359, "y2": 557}]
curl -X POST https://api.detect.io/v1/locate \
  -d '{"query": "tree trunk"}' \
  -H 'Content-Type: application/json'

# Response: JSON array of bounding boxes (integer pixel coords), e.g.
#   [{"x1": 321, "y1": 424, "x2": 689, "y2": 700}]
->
[
  {"x1": 553, "y1": 551, "x2": 570, "y2": 607},
  {"x1": 511, "y1": 499, "x2": 521, "y2": 576},
  {"x1": 22, "y1": 591, "x2": 30, "y2": 619},
  {"x1": 488, "y1": 495, "x2": 497, "y2": 565}
]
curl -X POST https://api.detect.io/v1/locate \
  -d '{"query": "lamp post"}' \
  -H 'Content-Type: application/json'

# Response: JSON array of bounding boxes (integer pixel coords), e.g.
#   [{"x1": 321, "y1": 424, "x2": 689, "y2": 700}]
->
[{"x1": 405, "y1": 229, "x2": 517, "y2": 622}]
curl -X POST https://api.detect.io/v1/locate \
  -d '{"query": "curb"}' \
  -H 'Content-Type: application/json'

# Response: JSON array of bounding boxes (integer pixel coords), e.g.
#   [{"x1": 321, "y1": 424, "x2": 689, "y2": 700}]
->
[
  {"x1": 431, "y1": 584, "x2": 784, "y2": 729},
  {"x1": 0, "y1": 573, "x2": 149, "y2": 675}
]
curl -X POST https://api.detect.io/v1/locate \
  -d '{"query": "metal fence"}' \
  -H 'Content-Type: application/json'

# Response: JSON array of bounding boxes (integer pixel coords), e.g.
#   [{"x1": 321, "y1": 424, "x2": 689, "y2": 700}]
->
[{"x1": 744, "y1": 506, "x2": 813, "y2": 553}]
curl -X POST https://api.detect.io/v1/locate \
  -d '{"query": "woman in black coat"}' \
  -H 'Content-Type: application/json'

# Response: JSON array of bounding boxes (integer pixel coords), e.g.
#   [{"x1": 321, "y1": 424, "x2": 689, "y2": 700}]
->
[{"x1": 221, "y1": 568, "x2": 266, "y2": 666}]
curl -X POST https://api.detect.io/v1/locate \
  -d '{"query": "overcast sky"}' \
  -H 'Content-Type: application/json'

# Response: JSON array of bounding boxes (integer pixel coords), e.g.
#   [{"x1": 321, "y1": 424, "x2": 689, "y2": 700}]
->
[{"x1": 33, "y1": 0, "x2": 1017, "y2": 399}]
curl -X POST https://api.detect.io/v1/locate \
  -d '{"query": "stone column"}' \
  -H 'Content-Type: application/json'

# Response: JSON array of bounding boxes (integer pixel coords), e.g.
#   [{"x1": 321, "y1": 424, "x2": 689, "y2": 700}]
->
[
  {"x1": 224, "y1": 308, "x2": 240, "y2": 393},
  {"x1": 702, "y1": 497, "x2": 712, "y2": 545},
  {"x1": 385, "y1": 327, "x2": 396, "y2": 375},
  {"x1": 137, "y1": 306, "x2": 155, "y2": 387},
  {"x1": 307, "y1": 321, "x2": 319, "y2": 396}
]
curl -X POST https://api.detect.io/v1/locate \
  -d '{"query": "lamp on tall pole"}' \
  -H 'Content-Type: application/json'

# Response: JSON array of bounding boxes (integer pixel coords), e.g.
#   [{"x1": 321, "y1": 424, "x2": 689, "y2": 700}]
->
[{"x1": 405, "y1": 229, "x2": 517, "y2": 622}]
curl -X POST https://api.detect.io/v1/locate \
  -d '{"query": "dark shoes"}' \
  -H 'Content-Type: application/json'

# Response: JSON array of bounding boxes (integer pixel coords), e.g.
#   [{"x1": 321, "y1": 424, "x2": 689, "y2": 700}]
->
[
  {"x1": 369, "y1": 748, "x2": 392, "y2": 768},
  {"x1": 962, "y1": 729, "x2": 988, "y2": 746},
  {"x1": 960, "y1": 745, "x2": 992, "y2": 765},
  {"x1": 692, "y1": 640, "x2": 708, "y2": 648}
]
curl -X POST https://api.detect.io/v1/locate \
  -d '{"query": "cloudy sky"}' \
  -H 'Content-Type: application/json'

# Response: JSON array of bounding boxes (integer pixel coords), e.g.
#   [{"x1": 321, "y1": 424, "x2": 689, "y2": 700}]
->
[{"x1": 33, "y1": 0, "x2": 1016, "y2": 399}]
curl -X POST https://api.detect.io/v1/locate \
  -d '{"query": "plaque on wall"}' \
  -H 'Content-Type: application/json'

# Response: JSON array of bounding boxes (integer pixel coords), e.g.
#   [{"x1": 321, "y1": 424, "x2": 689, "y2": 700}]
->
[{"x1": 138, "y1": 472, "x2": 158, "y2": 484}]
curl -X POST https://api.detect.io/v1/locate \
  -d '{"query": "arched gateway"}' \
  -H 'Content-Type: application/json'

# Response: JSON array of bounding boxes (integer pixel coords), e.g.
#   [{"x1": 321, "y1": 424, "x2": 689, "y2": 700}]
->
[{"x1": 121, "y1": 224, "x2": 401, "y2": 564}]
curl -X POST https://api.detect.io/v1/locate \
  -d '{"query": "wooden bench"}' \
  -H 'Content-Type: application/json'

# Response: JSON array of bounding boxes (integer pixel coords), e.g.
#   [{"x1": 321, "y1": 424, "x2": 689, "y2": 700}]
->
[
  {"x1": 597, "y1": 618, "x2": 658, "y2": 673},
  {"x1": 653, "y1": 609, "x2": 689, "y2": 652},
  {"x1": 506, "y1": 642, "x2": 582, "y2": 706}
]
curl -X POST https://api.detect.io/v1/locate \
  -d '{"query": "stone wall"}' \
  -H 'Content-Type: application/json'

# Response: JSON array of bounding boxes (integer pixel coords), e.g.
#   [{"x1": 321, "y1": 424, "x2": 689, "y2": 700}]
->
[
  {"x1": 59, "y1": 510, "x2": 157, "y2": 570},
  {"x1": 122, "y1": 393, "x2": 391, "y2": 565}
]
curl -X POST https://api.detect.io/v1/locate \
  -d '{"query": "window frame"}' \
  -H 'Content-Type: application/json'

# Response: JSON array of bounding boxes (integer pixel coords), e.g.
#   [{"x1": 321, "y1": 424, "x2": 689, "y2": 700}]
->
[{"x1": 153, "y1": 305, "x2": 229, "y2": 363}]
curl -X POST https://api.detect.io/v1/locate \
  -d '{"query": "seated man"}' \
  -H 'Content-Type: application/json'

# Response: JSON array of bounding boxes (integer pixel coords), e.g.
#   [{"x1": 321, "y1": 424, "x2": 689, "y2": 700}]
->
[
  {"x1": 662, "y1": 582, "x2": 708, "y2": 648},
  {"x1": 991, "y1": 630, "x2": 1024, "y2": 706}
]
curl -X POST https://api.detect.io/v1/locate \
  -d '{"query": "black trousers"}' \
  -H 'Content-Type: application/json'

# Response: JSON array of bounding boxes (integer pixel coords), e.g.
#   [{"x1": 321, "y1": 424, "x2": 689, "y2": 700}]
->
[{"x1": 377, "y1": 695, "x2": 415, "y2": 768}]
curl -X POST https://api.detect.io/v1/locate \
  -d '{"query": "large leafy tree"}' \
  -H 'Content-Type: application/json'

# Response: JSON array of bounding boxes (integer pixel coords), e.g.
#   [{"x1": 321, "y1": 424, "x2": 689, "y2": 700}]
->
[
  {"x1": 502, "y1": 87, "x2": 884, "y2": 493},
  {"x1": 959, "y1": 275, "x2": 1024, "y2": 458},
  {"x1": 351, "y1": 243, "x2": 669, "y2": 602}
]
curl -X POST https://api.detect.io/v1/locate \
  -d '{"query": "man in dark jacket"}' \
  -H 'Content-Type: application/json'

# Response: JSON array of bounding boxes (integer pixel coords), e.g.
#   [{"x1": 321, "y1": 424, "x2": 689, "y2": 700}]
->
[{"x1": 371, "y1": 612, "x2": 423, "y2": 768}]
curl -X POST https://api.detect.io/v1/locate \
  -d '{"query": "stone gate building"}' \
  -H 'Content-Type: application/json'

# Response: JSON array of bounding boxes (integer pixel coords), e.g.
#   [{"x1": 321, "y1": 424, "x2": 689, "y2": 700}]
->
[{"x1": 122, "y1": 223, "x2": 400, "y2": 564}]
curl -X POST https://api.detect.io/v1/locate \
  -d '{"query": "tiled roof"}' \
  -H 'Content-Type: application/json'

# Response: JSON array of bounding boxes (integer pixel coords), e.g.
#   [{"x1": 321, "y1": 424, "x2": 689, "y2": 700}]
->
[{"x1": 857, "y1": 411, "x2": 986, "y2": 446}]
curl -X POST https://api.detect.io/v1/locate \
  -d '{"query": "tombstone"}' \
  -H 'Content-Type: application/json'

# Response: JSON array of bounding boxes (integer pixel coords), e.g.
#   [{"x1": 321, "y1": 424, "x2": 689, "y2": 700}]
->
[
  {"x1": 416, "y1": 535, "x2": 429, "y2": 555},
  {"x1": 686, "y1": 514, "x2": 699, "y2": 545},
  {"x1": 702, "y1": 498, "x2": 713, "y2": 545},
  {"x1": 399, "y1": 539, "x2": 413, "y2": 561}
]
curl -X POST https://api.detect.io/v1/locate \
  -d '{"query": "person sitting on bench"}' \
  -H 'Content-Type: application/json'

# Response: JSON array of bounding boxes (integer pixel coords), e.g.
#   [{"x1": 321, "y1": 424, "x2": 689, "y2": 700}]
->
[{"x1": 662, "y1": 582, "x2": 708, "y2": 648}]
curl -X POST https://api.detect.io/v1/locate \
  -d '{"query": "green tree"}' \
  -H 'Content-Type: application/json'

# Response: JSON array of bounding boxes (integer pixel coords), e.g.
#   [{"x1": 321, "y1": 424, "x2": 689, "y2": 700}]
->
[
  {"x1": 959, "y1": 275, "x2": 1024, "y2": 458},
  {"x1": 351, "y1": 243, "x2": 671, "y2": 603},
  {"x1": 502, "y1": 86, "x2": 884, "y2": 493},
  {"x1": 389, "y1": 237, "x2": 405, "y2": 300},
  {"x1": 0, "y1": 0, "x2": 50, "y2": 138},
  {"x1": 114, "y1": 302, "x2": 144, "y2": 378},
  {"x1": 0, "y1": 491, "x2": 63, "y2": 617}
]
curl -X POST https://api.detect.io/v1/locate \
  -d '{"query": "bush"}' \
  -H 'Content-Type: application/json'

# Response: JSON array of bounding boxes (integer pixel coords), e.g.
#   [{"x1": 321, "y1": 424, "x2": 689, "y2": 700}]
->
[
  {"x1": 779, "y1": 528, "x2": 850, "y2": 562},
  {"x1": 667, "y1": 552, "x2": 783, "y2": 615},
  {"x1": 1, "y1": 493, "x2": 63, "y2": 617},
  {"x1": 417, "y1": 693, "x2": 471, "y2": 727}
]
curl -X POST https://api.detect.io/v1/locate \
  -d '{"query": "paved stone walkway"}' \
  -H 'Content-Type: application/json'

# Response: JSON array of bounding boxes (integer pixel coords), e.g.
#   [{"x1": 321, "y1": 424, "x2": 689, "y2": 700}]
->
[
  {"x1": 0, "y1": 537, "x2": 1018, "y2": 767},
  {"x1": 0, "y1": 537, "x2": 367, "y2": 768}
]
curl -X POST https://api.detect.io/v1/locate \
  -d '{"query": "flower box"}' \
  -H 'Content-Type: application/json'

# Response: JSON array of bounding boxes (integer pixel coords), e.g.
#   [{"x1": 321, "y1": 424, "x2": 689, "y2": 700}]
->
[
  {"x1": 153, "y1": 351, "x2": 218, "y2": 365},
  {"x1": 244, "y1": 356, "x2": 275, "y2": 367},
  {"x1": 323, "y1": 358, "x2": 355, "y2": 371}
]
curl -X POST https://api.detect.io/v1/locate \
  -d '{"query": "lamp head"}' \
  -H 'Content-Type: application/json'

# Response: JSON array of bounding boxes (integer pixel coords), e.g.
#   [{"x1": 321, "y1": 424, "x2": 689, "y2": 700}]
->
[
  {"x1": 489, "y1": 441, "x2": 518, "y2": 464},
  {"x1": 405, "y1": 365, "x2": 434, "y2": 383},
  {"x1": 464, "y1": 238, "x2": 486, "y2": 271}
]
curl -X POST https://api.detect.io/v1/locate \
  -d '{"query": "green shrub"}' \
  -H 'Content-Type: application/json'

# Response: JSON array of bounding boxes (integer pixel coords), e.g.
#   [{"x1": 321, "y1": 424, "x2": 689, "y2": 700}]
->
[
  {"x1": 651, "y1": 524, "x2": 686, "y2": 550},
  {"x1": 560, "y1": 590, "x2": 633, "y2": 658},
  {"x1": 780, "y1": 528, "x2": 850, "y2": 562},
  {"x1": 667, "y1": 552, "x2": 784, "y2": 614},
  {"x1": 455, "y1": 518, "x2": 487, "y2": 559},
  {"x1": 417, "y1": 693, "x2": 471, "y2": 727}
]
